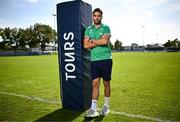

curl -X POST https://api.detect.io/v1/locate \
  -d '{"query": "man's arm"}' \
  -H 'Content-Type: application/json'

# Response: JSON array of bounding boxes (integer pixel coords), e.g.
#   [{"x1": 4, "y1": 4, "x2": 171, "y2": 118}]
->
[
  {"x1": 91, "y1": 34, "x2": 110, "y2": 45},
  {"x1": 83, "y1": 36, "x2": 97, "y2": 49}
]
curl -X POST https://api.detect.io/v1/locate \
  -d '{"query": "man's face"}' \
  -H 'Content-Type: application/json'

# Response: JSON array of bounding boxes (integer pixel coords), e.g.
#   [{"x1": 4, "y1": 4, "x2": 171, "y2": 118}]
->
[{"x1": 93, "y1": 11, "x2": 102, "y2": 25}]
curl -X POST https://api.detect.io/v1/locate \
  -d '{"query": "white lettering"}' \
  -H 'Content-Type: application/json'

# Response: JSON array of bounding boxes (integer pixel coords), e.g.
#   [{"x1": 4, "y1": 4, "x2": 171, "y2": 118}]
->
[
  {"x1": 63, "y1": 32, "x2": 74, "y2": 40},
  {"x1": 65, "y1": 63, "x2": 75, "y2": 72},
  {"x1": 63, "y1": 32, "x2": 76, "y2": 81},
  {"x1": 65, "y1": 52, "x2": 75, "y2": 62},
  {"x1": 64, "y1": 42, "x2": 74, "y2": 50},
  {"x1": 65, "y1": 72, "x2": 76, "y2": 81}
]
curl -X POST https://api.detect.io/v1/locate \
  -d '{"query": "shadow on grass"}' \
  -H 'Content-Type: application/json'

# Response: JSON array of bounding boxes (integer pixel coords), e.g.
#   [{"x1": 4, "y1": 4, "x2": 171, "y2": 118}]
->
[
  {"x1": 83, "y1": 116, "x2": 104, "y2": 122},
  {"x1": 36, "y1": 108, "x2": 83, "y2": 121}
]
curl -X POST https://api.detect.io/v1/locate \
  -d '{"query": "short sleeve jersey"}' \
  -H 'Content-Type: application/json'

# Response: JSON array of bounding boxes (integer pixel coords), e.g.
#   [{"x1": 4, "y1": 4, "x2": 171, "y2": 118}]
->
[{"x1": 84, "y1": 24, "x2": 112, "y2": 61}]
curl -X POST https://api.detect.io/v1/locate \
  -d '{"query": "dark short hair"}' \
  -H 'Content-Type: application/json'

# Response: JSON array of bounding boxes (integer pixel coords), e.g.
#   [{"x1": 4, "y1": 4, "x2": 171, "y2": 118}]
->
[{"x1": 93, "y1": 8, "x2": 103, "y2": 15}]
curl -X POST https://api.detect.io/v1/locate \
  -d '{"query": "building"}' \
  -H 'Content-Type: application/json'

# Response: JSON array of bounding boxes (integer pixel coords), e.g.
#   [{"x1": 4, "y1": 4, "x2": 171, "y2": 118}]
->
[
  {"x1": 123, "y1": 43, "x2": 144, "y2": 51},
  {"x1": 146, "y1": 43, "x2": 164, "y2": 51}
]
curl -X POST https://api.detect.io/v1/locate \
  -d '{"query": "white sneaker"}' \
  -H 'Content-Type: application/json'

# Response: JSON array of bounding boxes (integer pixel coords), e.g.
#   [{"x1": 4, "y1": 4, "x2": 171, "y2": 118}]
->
[
  {"x1": 84, "y1": 109, "x2": 100, "y2": 118},
  {"x1": 100, "y1": 106, "x2": 109, "y2": 116}
]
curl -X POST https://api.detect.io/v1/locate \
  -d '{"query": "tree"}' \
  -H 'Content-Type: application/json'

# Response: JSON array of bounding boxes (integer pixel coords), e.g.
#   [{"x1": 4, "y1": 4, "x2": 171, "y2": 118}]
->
[
  {"x1": 164, "y1": 38, "x2": 180, "y2": 49},
  {"x1": 26, "y1": 26, "x2": 38, "y2": 48},
  {"x1": 33, "y1": 23, "x2": 55, "y2": 51},
  {"x1": 163, "y1": 40, "x2": 172, "y2": 48},
  {"x1": 18, "y1": 28, "x2": 27, "y2": 48},
  {"x1": 172, "y1": 38, "x2": 179, "y2": 48},
  {"x1": 109, "y1": 41, "x2": 113, "y2": 50},
  {"x1": 0, "y1": 27, "x2": 15, "y2": 49},
  {"x1": 0, "y1": 24, "x2": 57, "y2": 50},
  {"x1": 178, "y1": 40, "x2": 180, "y2": 49},
  {"x1": 0, "y1": 28, "x2": 3, "y2": 36},
  {"x1": 114, "y1": 39, "x2": 122, "y2": 51},
  {"x1": 10, "y1": 28, "x2": 19, "y2": 49},
  {"x1": 0, "y1": 28, "x2": 5, "y2": 49}
]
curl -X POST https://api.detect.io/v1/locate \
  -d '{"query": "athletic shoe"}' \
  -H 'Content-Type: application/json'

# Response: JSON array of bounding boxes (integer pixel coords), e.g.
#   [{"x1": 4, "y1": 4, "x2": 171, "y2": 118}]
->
[
  {"x1": 84, "y1": 109, "x2": 100, "y2": 118},
  {"x1": 100, "y1": 106, "x2": 109, "y2": 116}
]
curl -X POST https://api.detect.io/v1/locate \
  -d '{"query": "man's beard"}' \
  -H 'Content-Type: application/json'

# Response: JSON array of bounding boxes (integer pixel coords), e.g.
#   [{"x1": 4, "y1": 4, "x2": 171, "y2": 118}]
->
[{"x1": 94, "y1": 19, "x2": 101, "y2": 25}]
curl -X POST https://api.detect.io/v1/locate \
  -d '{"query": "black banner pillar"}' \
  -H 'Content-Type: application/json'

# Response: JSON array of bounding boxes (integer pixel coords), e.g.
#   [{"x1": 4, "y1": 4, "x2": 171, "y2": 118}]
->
[{"x1": 57, "y1": 0, "x2": 92, "y2": 111}]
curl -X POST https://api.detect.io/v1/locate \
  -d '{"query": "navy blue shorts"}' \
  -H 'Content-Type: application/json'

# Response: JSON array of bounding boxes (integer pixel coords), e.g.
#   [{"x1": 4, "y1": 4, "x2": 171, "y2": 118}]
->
[{"x1": 91, "y1": 59, "x2": 113, "y2": 81}]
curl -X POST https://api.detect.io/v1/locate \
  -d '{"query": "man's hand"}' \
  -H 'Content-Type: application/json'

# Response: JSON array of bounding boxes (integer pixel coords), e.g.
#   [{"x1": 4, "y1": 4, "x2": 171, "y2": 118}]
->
[
  {"x1": 83, "y1": 37, "x2": 97, "y2": 49},
  {"x1": 92, "y1": 34, "x2": 110, "y2": 45}
]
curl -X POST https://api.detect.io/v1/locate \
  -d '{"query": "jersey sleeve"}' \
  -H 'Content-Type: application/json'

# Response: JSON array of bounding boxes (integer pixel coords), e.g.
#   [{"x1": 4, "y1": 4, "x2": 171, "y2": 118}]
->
[
  {"x1": 84, "y1": 27, "x2": 90, "y2": 37},
  {"x1": 103, "y1": 25, "x2": 111, "y2": 37}
]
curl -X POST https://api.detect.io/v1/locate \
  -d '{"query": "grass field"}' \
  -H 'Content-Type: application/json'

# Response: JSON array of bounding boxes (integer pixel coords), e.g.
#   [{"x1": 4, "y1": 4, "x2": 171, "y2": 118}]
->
[{"x1": 0, "y1": 52, "x2": 180, "y2": 121}]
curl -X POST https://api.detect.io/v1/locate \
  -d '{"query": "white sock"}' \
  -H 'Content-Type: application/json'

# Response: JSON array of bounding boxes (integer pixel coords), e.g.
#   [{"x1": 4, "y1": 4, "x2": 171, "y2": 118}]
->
[
  {"x1": 91, "y1": 99, "x2": 98, "y2": 110},
  {"x1": 104, "y1": 97, "x2": 110, "y2": 108}
]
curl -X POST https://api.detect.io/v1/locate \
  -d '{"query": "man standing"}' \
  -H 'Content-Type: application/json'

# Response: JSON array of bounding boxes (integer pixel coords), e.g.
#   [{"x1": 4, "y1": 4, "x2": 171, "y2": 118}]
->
[{"x1": 83, "y1": 8, "x2": 113, "y2": 117}]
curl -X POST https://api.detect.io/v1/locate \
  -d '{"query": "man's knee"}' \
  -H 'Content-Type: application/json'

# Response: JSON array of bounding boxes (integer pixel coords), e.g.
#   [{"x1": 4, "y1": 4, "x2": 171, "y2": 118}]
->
[
  {"x1": 103, "y1": 80, "x2": 111, "y2": 87},
  {"x1": 92, "y1": 78, "x2": 100, "y2": 88}
]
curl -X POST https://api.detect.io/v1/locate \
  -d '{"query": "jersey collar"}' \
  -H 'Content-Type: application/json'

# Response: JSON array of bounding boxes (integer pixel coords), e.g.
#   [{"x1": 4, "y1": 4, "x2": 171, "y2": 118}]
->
[{"x1": 93, "y1": 23, "x2": 103, "y2": 29}]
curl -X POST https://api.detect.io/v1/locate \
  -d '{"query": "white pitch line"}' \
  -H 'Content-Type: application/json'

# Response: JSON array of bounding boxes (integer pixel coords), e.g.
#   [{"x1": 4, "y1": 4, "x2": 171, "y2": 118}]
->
[
  {"x1": 0, "y1": 91, "x2": 60, "y2": 104},
  {"x1": 0, "y1": 91, "x2": 174, "y2": 122},
  {"x1": 110, "y1": 111, "x2": 173, "y2": 122}
]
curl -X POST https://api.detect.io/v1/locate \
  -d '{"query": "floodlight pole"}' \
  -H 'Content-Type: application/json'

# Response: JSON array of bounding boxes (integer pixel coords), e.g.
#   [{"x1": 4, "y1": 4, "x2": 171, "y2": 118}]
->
[
  {"x1": 156, "y1": 33, "x2": 159, "y2": 42},
  {"x1": 52, "y1": 14, "x2": 56, "y2": 50},
  {"x1": 52, "y1": 14, "x2": 56, "y2": 30},
  {"x1": 142, "y1": 25, "x2": 146, "y2": 51}
]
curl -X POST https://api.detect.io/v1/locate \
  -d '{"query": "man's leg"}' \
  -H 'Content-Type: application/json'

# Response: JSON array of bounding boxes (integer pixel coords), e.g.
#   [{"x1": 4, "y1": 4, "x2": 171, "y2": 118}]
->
[
  {"x1": 84, "y1": 78, "x2": 101, "y2": 117},
  {"x1": 103, "y1": 80, "x2": 111, "y2": 97},
  {"x1": 101, "y1": 59, "x2": 112, "y2": 109},
  {"x1": 84, "y1": 60, "x2": 101, "y2": 117},
  {"x1": 103, "y1": 80, "x2": 111, "y2": 108},
  {"x1": 98, "y1": 80, "x2": 110, "y2": 116},
  {"x1": 91, "y1": 78, "x2": 101, "y2": 110}
]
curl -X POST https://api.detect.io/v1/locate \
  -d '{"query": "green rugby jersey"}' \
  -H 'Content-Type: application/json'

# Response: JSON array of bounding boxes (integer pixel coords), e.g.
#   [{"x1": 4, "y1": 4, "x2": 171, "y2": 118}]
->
[{"x1": 84, "y1": 23, "x2": 112, "y2": 61}]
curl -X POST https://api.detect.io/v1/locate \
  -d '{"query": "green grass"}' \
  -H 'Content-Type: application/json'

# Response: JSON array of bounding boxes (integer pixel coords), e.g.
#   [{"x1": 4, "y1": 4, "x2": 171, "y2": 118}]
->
[{"x1": 0, "y1": 52, "x2": 180, "y2": 121}]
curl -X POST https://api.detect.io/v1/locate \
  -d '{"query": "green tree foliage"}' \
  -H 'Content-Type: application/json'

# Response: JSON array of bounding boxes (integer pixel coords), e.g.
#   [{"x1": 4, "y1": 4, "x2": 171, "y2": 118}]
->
[
  {"x1": 114, "y1": 39, "x2": 122, "y2": 51},
  {"x1": 33, "y1": 23, "x2": 55, "y2": 51},
  {"x1": 109, "y1": 41, "x2": 114, "y2": 50},
  {"x1": 18, "y1": 28, "x2": 28, "y2": 48},
  {"x1": 26, "y1": 26, "x2": 38, "y2": 48},
  {"x1": 178, "y1": 40, "x2": 180, "y2": 48},
  {"x1": 163, "y1": 40, "x2": 171, "y2": 48},
  {"x1": 0, "y1": 23, "x2": 57, "y2": 50},
  {"x1": 0, "y1": 27, "x2": 12, "y2": 49},
  {"x1": 10, "y1": 28, "x2": 19, "y2": 49},
  {"x1": 163, "y1": 38, "x2": 180, "y2": 49},
  {"x1": 0, "y1": 28, "x2": 6, "y2": 49},
  {"x1": 172, "y1": 38, "x2": 179, "y2": 48}
]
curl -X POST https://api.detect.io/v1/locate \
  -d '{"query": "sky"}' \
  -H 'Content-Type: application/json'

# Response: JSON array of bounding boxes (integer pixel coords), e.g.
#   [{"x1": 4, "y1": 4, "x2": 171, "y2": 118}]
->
[{"x1": 0, "y1": 0, "x2": 179, "y2": 46}]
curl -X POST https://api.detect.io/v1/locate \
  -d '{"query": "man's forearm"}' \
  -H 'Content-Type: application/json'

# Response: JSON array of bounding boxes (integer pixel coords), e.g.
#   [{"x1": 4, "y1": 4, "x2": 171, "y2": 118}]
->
[
  {"x1": 84, "y1": 42, "x2": 97, "y2": 49},
  {"x1": 92, "y1": 38, "x2": 108, "y2": 45}
]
